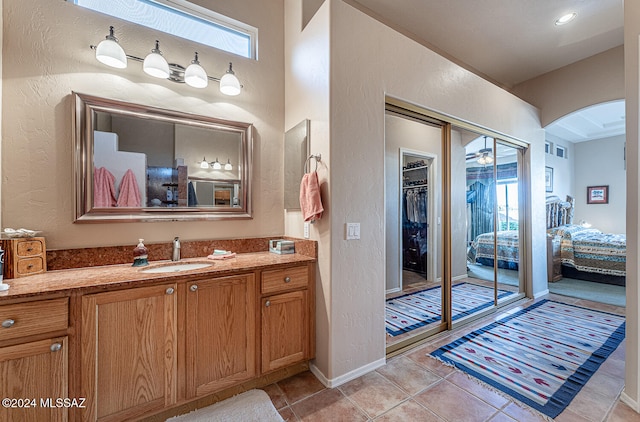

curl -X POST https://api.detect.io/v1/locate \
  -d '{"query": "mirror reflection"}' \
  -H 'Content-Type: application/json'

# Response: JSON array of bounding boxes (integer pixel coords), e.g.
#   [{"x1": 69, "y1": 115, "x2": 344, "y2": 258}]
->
[{"x1": 73, "y1": 92, "x2": 253, "y2": 222}]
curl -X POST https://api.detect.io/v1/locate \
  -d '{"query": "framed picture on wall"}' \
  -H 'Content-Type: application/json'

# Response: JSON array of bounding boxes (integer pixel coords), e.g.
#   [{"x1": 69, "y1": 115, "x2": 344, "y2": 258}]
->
[
  {"x1": 587, "y1": 185, "x2": 609, "y2": 204},
  {"x1": 545, "y1": 166, "x2": 553, "y2": 192}
]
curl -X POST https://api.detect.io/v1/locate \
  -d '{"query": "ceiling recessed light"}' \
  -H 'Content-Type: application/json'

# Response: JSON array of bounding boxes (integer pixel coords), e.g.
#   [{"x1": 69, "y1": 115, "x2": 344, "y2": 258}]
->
[{"x1": 555, "y1": 12, "x2": 577, "y2": 26}]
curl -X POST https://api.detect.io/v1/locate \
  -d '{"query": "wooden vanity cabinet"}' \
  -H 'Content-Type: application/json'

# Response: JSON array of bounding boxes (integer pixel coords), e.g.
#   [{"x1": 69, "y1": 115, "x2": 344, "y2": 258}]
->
[
  {"x1": 80, "y1": 283, "x2": 178, "y2": 422},
  {"x1": 185, "y1": 273, "x2": 257, "y2": 398},
  {"x1": 77, "y1": 261, "x2": 314, "y2": 421},
  {"x1": 260, "y1": 264, "x2": 314, "y2": 373},
  {"x1": 0, "y1": 297, "x2": 69, "y2": 422}
]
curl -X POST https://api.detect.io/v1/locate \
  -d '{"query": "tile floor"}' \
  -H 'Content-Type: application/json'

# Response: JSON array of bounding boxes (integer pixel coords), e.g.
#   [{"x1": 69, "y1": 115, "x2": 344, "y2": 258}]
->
[{"x1": 264, "y1": 293, "x2": 639, "y2": 421}]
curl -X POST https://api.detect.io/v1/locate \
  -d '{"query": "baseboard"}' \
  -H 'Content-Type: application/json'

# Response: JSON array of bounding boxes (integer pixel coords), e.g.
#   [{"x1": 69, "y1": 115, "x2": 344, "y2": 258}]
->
[
  {"x1": 309, "y1": 357, "x2": 386, "y2": 388},
  {"x1": 452, "y1": 274, "x2": 467, "y2": 282},
  {"x1": 385, "y1": 287, "x2": 401, "y2": 295},
  {"x1": 533, "y1": 289, "x2": 549, "y2": 299},
  {"x1": 621, "y1": 389, "x2": 640, "y2": 412}
]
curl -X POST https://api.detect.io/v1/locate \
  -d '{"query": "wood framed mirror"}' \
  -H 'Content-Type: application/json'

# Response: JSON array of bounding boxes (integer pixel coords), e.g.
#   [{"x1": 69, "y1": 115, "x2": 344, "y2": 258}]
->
[{"x1": 72, "y1": 92, "x2": 253, "y2": 222}]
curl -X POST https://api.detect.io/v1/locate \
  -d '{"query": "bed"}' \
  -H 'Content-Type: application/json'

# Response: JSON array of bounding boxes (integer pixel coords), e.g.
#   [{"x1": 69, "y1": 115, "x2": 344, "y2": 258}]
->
[
  {"x1": 466, "y1": 195, "x2": 626, "y2": 286},
  {"x1": 548, "y1": 224, "x2": 626, "y2": 286}
]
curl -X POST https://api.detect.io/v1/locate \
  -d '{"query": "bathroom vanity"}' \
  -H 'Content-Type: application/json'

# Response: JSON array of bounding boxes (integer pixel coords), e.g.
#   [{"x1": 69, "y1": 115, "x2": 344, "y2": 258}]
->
[{"x1": 0, "y1": 247, "x2": 315, "y2": 421}]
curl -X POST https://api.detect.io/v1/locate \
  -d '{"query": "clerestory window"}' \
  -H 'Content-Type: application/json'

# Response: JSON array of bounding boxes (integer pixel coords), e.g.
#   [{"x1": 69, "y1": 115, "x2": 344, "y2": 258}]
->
[{"x1": 70, "y1": 0, "x2": 257, "y2": 59}]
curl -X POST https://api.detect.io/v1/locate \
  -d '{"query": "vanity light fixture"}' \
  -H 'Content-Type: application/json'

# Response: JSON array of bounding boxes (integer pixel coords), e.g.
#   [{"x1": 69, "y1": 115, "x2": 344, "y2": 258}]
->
[
  {"x1": 184, "y1": 52, "x2": 208, "y2": 88},
  {"x1": 211, "y1": 158, "x2": 222, "y2": 170},
  {"x1": 200, "y1": 157, "x2": 210, "y2": 169},
  {"x1": 95, "y1": 26, "x2": 127, "y2": 69},
  {"x1": 91, "y1": 26, "x2": 243, "y2": 96},
  {"x1": 143, "y1": 40, "x2": 170, "y2": 79},
  {"x1": 224, "y1": 158, "x2": 233, "y2": 170}
]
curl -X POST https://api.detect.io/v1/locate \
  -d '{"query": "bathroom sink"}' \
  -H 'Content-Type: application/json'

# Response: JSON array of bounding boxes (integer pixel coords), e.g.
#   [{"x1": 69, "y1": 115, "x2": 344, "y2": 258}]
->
[{"x1": 140, "y1": 262, "x2": 213, "y2": 273}]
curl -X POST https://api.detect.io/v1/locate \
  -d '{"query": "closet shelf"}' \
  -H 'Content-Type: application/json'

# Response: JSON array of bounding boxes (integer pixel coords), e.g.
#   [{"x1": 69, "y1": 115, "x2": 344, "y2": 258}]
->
[
  {"x1": 403, "y1": 184, "x2": 428, "y2": 189},
  {"x1": 403, "y1": 165, "x2": 428, "y2": 172}
]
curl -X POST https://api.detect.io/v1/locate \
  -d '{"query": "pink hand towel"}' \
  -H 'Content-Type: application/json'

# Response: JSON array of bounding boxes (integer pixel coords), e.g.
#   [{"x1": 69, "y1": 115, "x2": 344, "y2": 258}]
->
[
  {"x1": 94, "y1": 167, "x2": 117, "y2": 208},
  {"x1": 117, "y1": 169, "x2": 142, "y2": 207},
  {"x1": 300, "y1": 171, "x2": 324, "y2": 222}
]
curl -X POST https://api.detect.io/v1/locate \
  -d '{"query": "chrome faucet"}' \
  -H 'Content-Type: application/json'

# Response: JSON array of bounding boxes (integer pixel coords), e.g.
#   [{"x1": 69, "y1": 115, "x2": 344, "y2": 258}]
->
[{"x1": 172, "y1": 237, "x2": 180, "y2": 261}]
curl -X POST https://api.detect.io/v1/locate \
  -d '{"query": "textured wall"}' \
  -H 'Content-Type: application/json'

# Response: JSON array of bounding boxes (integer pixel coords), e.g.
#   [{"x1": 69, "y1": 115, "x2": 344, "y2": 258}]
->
[
  {"x1": 512, "y1": 46, "x2": 624, "y2": 126},
  {"x1": 2, "y1": 0, "x2": 284, "y2": 249}
]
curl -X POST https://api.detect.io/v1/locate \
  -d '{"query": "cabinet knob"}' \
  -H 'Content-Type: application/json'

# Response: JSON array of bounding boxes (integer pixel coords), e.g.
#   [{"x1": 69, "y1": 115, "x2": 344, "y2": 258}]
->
[
  {"x1": 165, "y1": 287, "x2": 175, "y2": 295},
  {"x1": 265, "y1": 300, "x2": 271, "y2": 307},
  {"x1": 27, "y1": 248, "x2": 33, "y2": 252},
  {"x1": 284, "y1": 277, "x2": 291, "y2": 283},
  {"x1": 50, "y1": 343, "x2": 62, "y2": 352},
  {"x1": 1, "y1": 319, "x2": 15, "y2": 328},
  {"x1": 190, "y1": 285, "x2": 198, "y2": 292}
]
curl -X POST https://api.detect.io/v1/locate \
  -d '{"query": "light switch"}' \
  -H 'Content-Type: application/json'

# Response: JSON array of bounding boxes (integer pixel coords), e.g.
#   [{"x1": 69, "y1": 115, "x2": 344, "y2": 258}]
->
[
  {"x1": 346, "y1": 222, "x2": 360, "y2": 240},
  {"x1": 304, "y1": 221, "x2": 310, "y2": 239}
]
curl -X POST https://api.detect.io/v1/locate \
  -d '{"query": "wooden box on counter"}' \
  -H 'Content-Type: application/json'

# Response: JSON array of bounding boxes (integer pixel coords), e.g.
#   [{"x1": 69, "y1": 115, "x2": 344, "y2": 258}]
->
[{"x1": 0, "y1": 237, "x2": 47, "y2": 279}]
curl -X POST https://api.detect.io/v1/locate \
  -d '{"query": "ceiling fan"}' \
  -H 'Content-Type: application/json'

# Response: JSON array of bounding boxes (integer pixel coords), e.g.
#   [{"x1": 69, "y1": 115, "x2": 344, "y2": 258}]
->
[{"x1": 466, "y1": 136, "x2": 493, "y2": 164}]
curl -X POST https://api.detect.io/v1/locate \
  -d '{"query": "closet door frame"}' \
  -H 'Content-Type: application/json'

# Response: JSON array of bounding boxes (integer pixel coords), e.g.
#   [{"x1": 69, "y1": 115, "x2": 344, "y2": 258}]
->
[{"x1": 398, "y1": 148, "x2": 439, "y2": 286}]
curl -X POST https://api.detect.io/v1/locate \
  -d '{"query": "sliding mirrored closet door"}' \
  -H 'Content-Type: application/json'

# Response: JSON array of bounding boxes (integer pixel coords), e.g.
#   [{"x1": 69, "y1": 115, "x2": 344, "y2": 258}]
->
[
  {"x1": 456, "y1": 126, "x2": 524, "y2": 325},
  {"x1": 385, "y1": 108, "x2": 445, "y2": 351},
  {"x1": 385, "y1": 100, "x2": 528, "y2": 354}
]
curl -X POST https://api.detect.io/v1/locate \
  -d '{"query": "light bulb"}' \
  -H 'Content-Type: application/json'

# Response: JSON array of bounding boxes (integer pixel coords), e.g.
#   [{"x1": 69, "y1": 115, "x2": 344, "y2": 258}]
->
[
  {"x1": 95, "y1": 26, "x2": 127, "y2": 69},
  {"x1": 184, "y1": 52, "x2": 208, "y2": 88},
  {"x1": 143, "y1": 40, "x2": 170, "y2": 79},
  {"x1": 219, "y1": 62, "x2": 241, "y2": 96}
]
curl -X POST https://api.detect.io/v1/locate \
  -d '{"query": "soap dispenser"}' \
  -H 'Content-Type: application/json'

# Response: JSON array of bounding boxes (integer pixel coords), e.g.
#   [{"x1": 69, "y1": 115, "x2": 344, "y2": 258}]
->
[{"x1": 132, "y1": 239, "x2": 149, "y2": 267}]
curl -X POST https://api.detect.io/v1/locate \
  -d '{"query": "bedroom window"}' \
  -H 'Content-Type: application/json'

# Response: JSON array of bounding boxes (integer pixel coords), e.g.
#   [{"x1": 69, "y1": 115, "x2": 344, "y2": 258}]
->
[
  {"x1": 497, "y1": 181, "x2": 519, "y2": 231},
  {"x1": 556, "y1": 145, "x2": 567, "y2": 159},
  {"x1": 545, "y1": 141, "x2": 552, "y2": 155},
  {"x1": 70, "y1": 0, "x2": 257, "y2": 59}
]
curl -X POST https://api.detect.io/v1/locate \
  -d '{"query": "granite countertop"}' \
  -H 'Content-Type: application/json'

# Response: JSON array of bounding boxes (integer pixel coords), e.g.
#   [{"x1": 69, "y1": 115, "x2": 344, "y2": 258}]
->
[{"x1": 0, "y1": 252, "x2": 315, "y2": 301}]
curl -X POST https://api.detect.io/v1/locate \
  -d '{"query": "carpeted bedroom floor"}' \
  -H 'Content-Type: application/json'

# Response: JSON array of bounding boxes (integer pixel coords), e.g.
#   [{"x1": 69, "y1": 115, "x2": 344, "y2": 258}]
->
[{"x1": 467, "y1": 263, "x2": 626, "y2": 307}]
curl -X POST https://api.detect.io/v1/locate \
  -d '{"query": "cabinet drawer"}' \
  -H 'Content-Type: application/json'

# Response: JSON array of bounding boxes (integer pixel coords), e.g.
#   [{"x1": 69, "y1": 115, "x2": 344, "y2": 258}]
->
[
  {"x1": 0, "y1": 298, "x2": 68, "y2": 342},
  {"x1": 16, "y1": 257, "x2": 45, "y2": 276},
  {"x1": 262, "y1": 266, "x2": 308, "y2": 294},
  {"x1": 16, "y1": 240, "x2": 44, "y2": 257}
]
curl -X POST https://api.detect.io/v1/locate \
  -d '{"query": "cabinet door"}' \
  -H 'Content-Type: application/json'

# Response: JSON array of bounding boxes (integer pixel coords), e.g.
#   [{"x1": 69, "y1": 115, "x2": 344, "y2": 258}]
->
[
  {"x1": 0, "y1": 336, "x2": 68, "y2": 422},
  {"x1": 81, "y1": 284, "x2": 177, "y2": 422},
  {"x1": 262, "y1": 290, "x2": 309, "y2": 372},
  {"x1": 185, "y1": 274, "x2": 256, "y2": 398}
]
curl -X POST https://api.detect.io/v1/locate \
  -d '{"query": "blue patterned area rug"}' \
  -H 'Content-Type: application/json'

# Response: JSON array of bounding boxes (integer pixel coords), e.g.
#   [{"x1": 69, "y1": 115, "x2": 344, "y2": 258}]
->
[
  {"x1": 385, "y1": 282, "x2": 515, "y2": 336},
  {"x1": 430, "y1": 299, "x2": 625, "y2": 419}
]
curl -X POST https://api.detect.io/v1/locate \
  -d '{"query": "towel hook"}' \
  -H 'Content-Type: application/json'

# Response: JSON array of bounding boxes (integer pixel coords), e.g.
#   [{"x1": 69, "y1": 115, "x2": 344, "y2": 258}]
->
[{"x1": 303, "y1": 154, "x2": 322, "y2": 173}]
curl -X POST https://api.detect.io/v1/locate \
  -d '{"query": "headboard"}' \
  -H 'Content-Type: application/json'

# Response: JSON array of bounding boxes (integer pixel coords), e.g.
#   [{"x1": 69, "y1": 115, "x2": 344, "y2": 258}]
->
[{"x1": 546, "y1": 195, "x2": 574, "y2": 229}]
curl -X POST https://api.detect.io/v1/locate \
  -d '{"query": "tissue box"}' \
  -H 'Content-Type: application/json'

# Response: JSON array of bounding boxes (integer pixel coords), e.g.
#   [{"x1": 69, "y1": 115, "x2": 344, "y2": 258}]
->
[{"x1": 269, "y1": 239, "x2": 295, "y2": 254}]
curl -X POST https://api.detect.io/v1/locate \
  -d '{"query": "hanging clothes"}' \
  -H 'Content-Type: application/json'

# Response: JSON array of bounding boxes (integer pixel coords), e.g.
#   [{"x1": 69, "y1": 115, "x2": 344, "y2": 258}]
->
[{"x1": 403, "y1": 187, "x2": 428, "y2": 224}]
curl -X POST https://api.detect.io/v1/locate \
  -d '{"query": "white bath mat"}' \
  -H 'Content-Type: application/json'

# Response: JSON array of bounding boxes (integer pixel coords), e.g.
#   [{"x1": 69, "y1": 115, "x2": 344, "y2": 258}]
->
[{"x1": 166, "y1": 389, "x2": 283, "y2": 422}]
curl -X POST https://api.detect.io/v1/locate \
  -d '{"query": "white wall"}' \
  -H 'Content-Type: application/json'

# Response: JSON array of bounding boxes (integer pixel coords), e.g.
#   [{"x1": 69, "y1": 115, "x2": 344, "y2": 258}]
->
[
  {"x1": 2, "y1": 0, "x2": 284, "y2": 249},
  {"x1": 513, "y1": 46, "x2": 624, "y2": 127},
  {"x1": 573, "y1": 135, "x2": 626, "y2": 234},
  {"x1": 285, "y1": 0, "x2": 546, "y2": 386},
  {"x1": 544, "y1": 135, "x2": 575, "y2": 201},
  {"x1": 283, "y1": 0, "x2": 332, "y2": 380}
]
